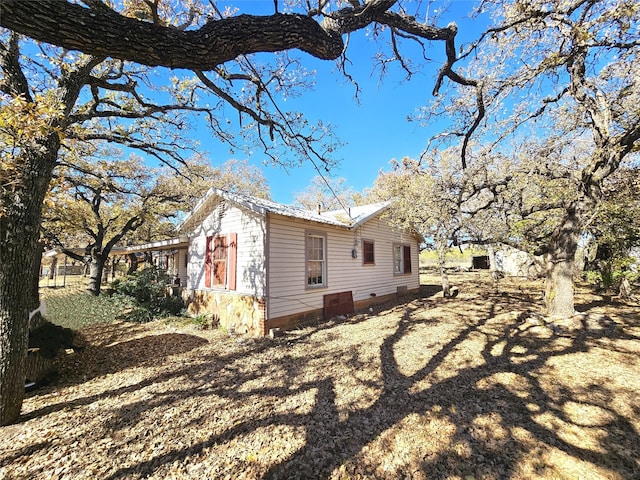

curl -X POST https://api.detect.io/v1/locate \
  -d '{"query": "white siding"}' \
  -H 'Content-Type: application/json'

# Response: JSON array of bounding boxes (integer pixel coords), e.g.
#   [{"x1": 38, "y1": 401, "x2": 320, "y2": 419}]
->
[
  {"x1": 186, "y1": 200, "x2": 266, "y2": 296},
  {"x1": 267, "y1": 213, "x2": 419, "y2": 319}
]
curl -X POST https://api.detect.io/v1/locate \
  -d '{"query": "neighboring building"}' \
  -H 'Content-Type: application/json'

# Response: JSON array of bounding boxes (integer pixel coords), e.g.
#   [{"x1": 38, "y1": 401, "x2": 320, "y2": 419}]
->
[
  {"x1": 40, "y1": 248, "x2": 86, "y2": 286},
  {"x1": 178, "y1": 188, "x2": 422, "y2": 336},
  {"x1": 41, "y1": 239, "x2": 190, "y2": 286},
  {"x1": 495, "y1": 245, "x2": 543, "y2": 277},
  {"x1": 471, "y1": 255, "x2": 490, "y2": 270},
  {"x1": 118, "y1": 237, "x2": 189, "y2": 286}
]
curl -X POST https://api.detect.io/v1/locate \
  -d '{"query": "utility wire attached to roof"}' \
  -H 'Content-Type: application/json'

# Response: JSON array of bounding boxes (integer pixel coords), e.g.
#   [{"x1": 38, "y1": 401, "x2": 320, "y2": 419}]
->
[{"x1": 206, "y1": 1, "x2": 352, "y2": 221}]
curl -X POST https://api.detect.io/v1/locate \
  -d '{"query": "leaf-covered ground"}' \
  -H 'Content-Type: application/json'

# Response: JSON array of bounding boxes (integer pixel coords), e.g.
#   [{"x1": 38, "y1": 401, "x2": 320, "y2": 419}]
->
[{"x1": 2, "y1": 273, "x2": 639, "y2": 479}]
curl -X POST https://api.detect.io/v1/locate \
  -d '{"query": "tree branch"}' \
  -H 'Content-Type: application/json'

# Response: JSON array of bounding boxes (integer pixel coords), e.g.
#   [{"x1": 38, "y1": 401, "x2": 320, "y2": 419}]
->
[
  {"x1": 0, "y1": 1, "x2": 345, "y2": 68},
  {"x1": 0, "y1": 33, "x2": 32, "y2": 100},
  {"x1": 0, "y1": 0, "x2": 461, "y2": 72}
]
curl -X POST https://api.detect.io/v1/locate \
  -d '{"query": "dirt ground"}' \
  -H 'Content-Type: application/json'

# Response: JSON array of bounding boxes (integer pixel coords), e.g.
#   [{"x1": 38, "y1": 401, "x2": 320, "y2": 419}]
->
[{"x1": 2, "y1": 272, "x2": 639, "y2": 479}]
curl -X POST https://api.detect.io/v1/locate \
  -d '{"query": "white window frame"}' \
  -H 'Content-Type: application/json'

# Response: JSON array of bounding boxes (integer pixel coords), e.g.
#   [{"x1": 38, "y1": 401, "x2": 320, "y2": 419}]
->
[
  {"x1": 306, "y1": 231, "x2": 327, "y2": 288},
  {"x1": 393, "y1": 243, "x2": 412, "y2": 275}
]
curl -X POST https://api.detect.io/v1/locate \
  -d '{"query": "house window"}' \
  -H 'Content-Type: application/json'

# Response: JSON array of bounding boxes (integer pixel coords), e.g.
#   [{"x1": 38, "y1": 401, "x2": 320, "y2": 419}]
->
[
  {"x1": 393, "y1": 244, "x2": 412, "y2": 274},
  {"x1": 205, "y1": 233, "x2": 237, "y2": 290},
  {"x1": 363, "y1": 240, "x2": 375, "y2": 265},
  {"x1": 306, "y1": 232, "x2": 326, "y2": 288},
  {"x1": 212, "y1": 235, "x2": 227, "y2": 286}
]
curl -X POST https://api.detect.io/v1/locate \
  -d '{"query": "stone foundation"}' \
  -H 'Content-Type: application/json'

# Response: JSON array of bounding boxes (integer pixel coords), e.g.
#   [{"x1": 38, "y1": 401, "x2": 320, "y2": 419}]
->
[{"x1": 186, "y1": 290, "x2": 266, "y2": 336}]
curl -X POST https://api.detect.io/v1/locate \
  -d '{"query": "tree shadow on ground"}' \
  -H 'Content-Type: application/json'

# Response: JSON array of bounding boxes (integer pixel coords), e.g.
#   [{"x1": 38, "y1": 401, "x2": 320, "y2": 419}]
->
[
  {"x1": 102, "y1": 297, "x2": 638, "y2": 479},
  {"x1": 21, "y1": 326, "x2": 208, "y2": 422},
  {"x1": 257, "y1": 301, "x2": 639, "y2": 479},
  {"x1": 419, "y1": 283, "x2": 442, "y2": 298},
  {"x1": 575, "y1": 296, "x2": 639, "y2": 313},
  {"x1": 56, "y1": 328, "x2": 209, "y2": 383},
  {"x1": 8, "y1": 277, "x2": 640, "y2": 480}
]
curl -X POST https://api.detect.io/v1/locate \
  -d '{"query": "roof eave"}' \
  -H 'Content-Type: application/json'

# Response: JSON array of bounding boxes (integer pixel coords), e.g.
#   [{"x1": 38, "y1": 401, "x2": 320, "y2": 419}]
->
[{"x1": 347, "y1": 202, "x2": 391, "y2": 229}]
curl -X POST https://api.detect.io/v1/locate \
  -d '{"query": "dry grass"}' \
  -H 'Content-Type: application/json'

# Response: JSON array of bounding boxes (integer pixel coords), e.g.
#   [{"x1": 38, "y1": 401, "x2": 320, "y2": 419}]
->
[{"x1": 2, "y1": 272, "x2": 639, "y2": 480}]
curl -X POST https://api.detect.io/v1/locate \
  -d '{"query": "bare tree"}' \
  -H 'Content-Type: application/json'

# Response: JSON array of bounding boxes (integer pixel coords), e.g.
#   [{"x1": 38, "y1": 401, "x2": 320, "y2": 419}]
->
[
  {"x1": 0, "y1": 0, "x2": 472, "y2": 425},
  {"x1": 368, "y1": 154, "x2": 506, "y2": 297},
  {"x1": 418, "y1": 0, "x2": 640, "y2": 317},
  {"x1": 293, "y1": 176, "x2": 357, "y2": 211}
]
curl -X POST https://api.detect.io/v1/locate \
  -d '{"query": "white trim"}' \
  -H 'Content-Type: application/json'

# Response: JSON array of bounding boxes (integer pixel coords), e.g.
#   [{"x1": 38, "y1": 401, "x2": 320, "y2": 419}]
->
[
  {"x1": 121, "y1": 236, "x2": 189, "y2": 252},
  {"x1": 305, "y1": 230, "x2": 328, "y2": 289}
]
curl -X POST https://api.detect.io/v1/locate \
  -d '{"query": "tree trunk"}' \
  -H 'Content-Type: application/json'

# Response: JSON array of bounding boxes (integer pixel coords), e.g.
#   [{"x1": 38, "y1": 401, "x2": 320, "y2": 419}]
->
[
  {"x1": 487, "y1": 244, "x2": 500, "y2": 294},
  {"x1": 48, "y1": 256, "x2": 57, "y2": 280},
  {"x1": 111, "y1": 257, "x2": 119, "y2": 280},
  {"x1": 544, "y1": 254, "x2": 576, "y2": 318},
  {"x1": 29, "y1": 244, "x2": 47, "y2": 331},
  {"x1": 544, "y1": 201, "x2": 586, "y2": 319},
  {"x1": 102, "y1": 259, "x2": 110, "y2": 284},
  {"x1": 88, "y1": 218, "x2": 144, "y2": 294},
  {"x1": 0, "y1": 136, "x2": 58, "y2": 426},
  {"x1": 436, "y1": 237, "x2": 451, "y2": 297},
  {"x1": 619, "y1": 278, "x2": 633, "y2": 300},
  {"x1": 87, "y1": 252, "x2": 107, "y2": 296},
  {"x1": 127, "y1": 253, "x2": 139, "y2": 275},
  {"x1": 144, "y1": 251, "x2": 153, "y2": 268}
]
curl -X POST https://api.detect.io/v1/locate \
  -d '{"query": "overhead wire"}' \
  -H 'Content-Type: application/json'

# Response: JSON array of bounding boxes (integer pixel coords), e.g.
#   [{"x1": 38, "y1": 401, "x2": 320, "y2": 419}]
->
[{"x1": 206, "y1": 0, "x2": 353, "y2": 220}]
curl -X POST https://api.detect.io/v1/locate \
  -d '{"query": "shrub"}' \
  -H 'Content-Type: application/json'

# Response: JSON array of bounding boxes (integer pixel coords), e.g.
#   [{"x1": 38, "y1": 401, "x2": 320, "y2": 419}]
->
[
  {"x1": 108, "y1": 267, "x2": 185, "y2": 322},
  {"x1": 188, "y1": 313, "x2": 219, "y2": 330},
  {"x1": 585, "y1": 257, "x2": 640, "y2": 293}
]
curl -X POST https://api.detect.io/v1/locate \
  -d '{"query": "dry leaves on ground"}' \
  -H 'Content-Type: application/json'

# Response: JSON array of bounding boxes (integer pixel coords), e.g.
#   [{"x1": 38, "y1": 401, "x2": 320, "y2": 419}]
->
[{"x1": 1, "y1": 273, "x2": 639, "y2": 480}]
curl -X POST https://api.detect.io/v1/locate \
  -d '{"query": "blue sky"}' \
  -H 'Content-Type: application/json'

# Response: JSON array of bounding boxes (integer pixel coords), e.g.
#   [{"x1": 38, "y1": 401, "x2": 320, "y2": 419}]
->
[{"x1": 192, "y1": 1, "x2": 482, "y2": 204}]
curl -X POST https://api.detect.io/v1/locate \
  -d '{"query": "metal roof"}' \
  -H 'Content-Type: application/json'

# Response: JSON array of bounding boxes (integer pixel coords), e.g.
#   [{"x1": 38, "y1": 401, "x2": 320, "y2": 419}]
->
[{"x1": 179, "y1": 188, "x2": 390, "y2": 232}]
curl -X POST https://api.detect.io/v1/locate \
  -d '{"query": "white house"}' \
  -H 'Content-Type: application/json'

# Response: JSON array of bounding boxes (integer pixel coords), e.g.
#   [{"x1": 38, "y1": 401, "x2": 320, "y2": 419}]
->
[{"x1": 179, "y1": 188, "x2": 421, "y2": 336}]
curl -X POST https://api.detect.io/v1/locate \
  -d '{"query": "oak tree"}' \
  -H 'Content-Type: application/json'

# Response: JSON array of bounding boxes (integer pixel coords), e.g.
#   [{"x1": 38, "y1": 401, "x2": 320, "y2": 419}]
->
[
  {"x1": 43, "y1": 155, "x2": 272, "y2": 294},
  {"x1": 0, "y1": 0, "x2": 345, "y2": 424},
  {"x1": 293, "y1": 175, "x2": 358, "y2": 211},
  {"x1": 45, "y1": 155, "x2": 176, "y2": 295},
  {"x1": 418, "y1": 0, "x2": 640, "y2": 317},
  {"x1": 0, "y1": 44, "x2": 195, "y2": 423},
  {"x1": 0, "y1": 0, "x2": 469, "y2": 425},
  {"x1": 584, "y1": 165, "x2": 640, "y2": 294},
  {"x1": 368, "y1": 154, "x2": 505, "y2": 297}
]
